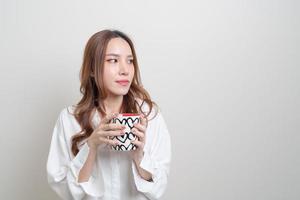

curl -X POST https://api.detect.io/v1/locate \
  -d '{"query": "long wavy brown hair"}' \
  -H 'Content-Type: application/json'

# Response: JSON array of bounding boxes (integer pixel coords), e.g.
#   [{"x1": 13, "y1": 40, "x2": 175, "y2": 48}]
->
[{"x1": 70, "y1": 29, "x2": 158, "y2": 156}]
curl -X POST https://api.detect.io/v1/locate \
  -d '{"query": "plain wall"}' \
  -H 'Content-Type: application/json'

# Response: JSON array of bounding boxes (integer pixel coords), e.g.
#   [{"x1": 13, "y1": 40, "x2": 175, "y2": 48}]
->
[{"x1": 0, "y1": 0, "x2": 299, "y2": 199}]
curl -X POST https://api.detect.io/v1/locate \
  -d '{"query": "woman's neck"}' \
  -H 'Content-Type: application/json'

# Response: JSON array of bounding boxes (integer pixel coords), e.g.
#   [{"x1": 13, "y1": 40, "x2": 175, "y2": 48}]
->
[{"x1": 102, "y1": 95, "x2": 124, "y2": 114}]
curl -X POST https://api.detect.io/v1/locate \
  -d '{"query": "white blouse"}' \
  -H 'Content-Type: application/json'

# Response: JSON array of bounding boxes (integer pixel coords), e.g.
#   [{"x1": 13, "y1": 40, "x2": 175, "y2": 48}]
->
[{"x1": 46, "y1": 103, "x2": 171, "y2": 200}]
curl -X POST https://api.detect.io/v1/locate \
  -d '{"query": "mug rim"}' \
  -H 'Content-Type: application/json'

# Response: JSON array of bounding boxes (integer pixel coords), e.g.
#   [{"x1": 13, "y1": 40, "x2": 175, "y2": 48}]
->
[{"x1": 120, "y1": 113, "x2": 140, "y2": 117}]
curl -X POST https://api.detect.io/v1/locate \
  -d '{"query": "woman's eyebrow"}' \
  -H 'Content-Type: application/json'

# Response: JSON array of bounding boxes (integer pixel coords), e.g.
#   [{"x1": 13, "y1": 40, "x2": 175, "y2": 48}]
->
[
  {"x1": 106, "y1": 53, "x2": 133, "y2": 58},
  {"x1": 106, "y1": 53, "x2": 119, "y2": 57}
]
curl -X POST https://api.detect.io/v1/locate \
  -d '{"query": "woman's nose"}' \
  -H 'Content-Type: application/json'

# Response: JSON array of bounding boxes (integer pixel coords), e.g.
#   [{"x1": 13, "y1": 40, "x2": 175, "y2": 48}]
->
[{"x1": 119, "y1": 60, "x2": 129, "y2": 75}]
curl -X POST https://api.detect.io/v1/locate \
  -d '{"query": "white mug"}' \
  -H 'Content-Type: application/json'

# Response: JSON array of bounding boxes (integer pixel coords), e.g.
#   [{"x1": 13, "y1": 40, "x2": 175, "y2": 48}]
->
[{"x1": 110, "y1": 113, "x2": 140, "y2": 151}]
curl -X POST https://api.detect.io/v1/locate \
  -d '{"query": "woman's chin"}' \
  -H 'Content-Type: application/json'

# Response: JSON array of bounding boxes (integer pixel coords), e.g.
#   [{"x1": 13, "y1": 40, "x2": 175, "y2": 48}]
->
[{"x1": 110, "y1": 90, "x2": 129, "y2": 97}]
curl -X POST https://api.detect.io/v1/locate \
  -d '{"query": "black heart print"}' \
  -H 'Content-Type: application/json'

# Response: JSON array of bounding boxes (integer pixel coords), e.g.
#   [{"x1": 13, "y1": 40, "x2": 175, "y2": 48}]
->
[{"x1": 111, "y1": 116, "x2": 140, "y2": 151}]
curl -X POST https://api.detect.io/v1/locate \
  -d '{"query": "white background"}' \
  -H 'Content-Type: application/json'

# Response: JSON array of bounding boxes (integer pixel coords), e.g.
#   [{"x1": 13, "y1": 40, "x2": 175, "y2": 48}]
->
[{"x1": 0, "y1": 0, "x2": 299, "y2": 199}]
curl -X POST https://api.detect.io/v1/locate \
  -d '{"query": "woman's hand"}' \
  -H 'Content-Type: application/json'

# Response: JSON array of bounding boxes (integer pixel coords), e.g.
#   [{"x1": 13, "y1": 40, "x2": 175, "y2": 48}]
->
[
  {"x1": 130, "y1": 114, "x2": 147, "y2": 164},
  {"x1": 130, "y1": 114, "x2": 153, "y2": 181},
  {"x1": 87, "y1": 113, "x2": 126, "y2": 149}
]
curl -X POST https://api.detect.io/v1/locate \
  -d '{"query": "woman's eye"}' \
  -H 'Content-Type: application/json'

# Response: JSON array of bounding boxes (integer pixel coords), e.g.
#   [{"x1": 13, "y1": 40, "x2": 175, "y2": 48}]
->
[
  {"x1": 128, "y1": 59, "x2": 134, "y2": 64},
  {"x1": 107, "y1": 59, "x2": 117, "y2": 63}
]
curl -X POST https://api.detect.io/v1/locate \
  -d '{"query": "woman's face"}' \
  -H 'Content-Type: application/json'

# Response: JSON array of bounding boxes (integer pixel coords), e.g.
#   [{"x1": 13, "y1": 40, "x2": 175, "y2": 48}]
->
[{"x1": 102, "y1": 37, "x2": 135, "y2": 97}]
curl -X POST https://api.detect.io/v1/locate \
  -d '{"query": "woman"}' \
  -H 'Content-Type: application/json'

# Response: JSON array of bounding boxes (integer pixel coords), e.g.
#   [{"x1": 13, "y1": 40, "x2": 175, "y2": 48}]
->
[{"x1": 46, "y1": 30, "x2": 171, "y2": 200}]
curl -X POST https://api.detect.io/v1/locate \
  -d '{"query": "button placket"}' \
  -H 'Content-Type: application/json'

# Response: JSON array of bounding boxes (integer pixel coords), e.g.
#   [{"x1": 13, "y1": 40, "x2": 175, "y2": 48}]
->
[{"x1": 110, "y1": 152, "x2": 121, "y2": 200}]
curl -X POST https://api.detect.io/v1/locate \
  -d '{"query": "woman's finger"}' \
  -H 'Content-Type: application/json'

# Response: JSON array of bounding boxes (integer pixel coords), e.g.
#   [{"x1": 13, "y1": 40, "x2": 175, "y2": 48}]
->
[
  {"x1": 132, "y1": 128, "x2": 145, "y2": 142},
  {"x1": 131, "y1": 138, "x2": 144, "y2": 149},
  {"x1": 140, "y1": 114, "x2": 147, "y2": 127},
  {"x1": 101, "y1": 123, "x2": 125, "y2": 131},
  {"x1": 99, "y1": 137, "x2": 119, "y2": 146},
  {"x1": 101, "y1": 130, "x2": 125, "y2": 137},
  {"x1": 101, "y1": 113, "x2": 118, "y2": 125},
  {"x1": 133, "y1": 123, "x2": 146, "y2": 133}
]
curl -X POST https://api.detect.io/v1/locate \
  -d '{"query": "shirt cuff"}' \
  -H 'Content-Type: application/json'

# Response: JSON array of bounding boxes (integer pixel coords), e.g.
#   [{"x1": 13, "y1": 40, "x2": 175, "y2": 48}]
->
[
  {"x1": 132, "y1": 150, "x2": 156, "y2": 193},
  {"x1": 70, "y1": 143, "x2": 104, "y2": 197}
]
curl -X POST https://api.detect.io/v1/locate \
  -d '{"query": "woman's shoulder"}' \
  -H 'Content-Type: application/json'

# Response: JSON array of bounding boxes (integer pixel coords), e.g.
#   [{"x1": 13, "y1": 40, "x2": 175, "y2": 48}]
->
[
  {"x1": 56, "y1": 105, "x2": 80, "y2": 131},
  {"x1": 134, "y1": 99, "x2": 170, "y2": 146},
  {"x1": 57, "y1": 105, "x2": 76, "y2": 119},
  {"x1": 134, "y1": 98, "x2": 168, "y2": 128}
]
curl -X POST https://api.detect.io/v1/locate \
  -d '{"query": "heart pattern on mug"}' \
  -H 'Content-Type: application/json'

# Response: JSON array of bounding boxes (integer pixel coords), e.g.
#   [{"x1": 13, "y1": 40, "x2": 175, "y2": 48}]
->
[
  {"x1": 111, "y1": 116, "x2": 140, "y2": 151},
  {"x1": 112, "y1": 117, "x2": 140, "y2": 129},
  {"x1": 113, "y1": 142, "x2": 137, "y2": 151},
  {"x1": 114, "y1": 132, "x2": 135, "y2": 143},
  {"x1": 111, "y1": 131, "x2": 137, "y2": 150}
]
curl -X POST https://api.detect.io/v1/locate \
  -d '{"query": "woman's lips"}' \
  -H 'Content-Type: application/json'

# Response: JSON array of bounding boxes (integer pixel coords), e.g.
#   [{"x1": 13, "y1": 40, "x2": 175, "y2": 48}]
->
[{"x1": 116, "y1": 81, "x2": 129, "y2": 86}]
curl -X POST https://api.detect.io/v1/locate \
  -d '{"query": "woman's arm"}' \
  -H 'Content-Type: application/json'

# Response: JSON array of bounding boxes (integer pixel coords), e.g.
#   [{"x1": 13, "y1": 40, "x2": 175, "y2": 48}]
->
[
  {"x1": 131, "y1": 112, "x2": 172, "y2": 200},
  {"x1": 78, "y1": 143, "x2": 97, "y2": 182},
  {"x1": 133, "y1": 153, "x2": 153, "y2": 182},
  {"x1": 47, "y1": 108, "x2": 104, "y2": 200}
]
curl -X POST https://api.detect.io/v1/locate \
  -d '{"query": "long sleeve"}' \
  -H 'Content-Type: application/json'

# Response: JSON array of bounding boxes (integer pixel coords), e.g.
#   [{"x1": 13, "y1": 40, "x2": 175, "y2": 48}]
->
[
  {"x1": 132, "y1": 112, "x2": 172, "y2": 200},
  {"x1": 46, "y1": 109, "x2": 104, "y2": 200}
]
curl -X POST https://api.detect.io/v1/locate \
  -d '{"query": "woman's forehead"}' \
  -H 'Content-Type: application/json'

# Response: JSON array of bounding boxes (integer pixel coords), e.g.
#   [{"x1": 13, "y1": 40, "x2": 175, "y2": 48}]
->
[{"x1": 106, "y1": 38, "x2": 132, "y2": 56}]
